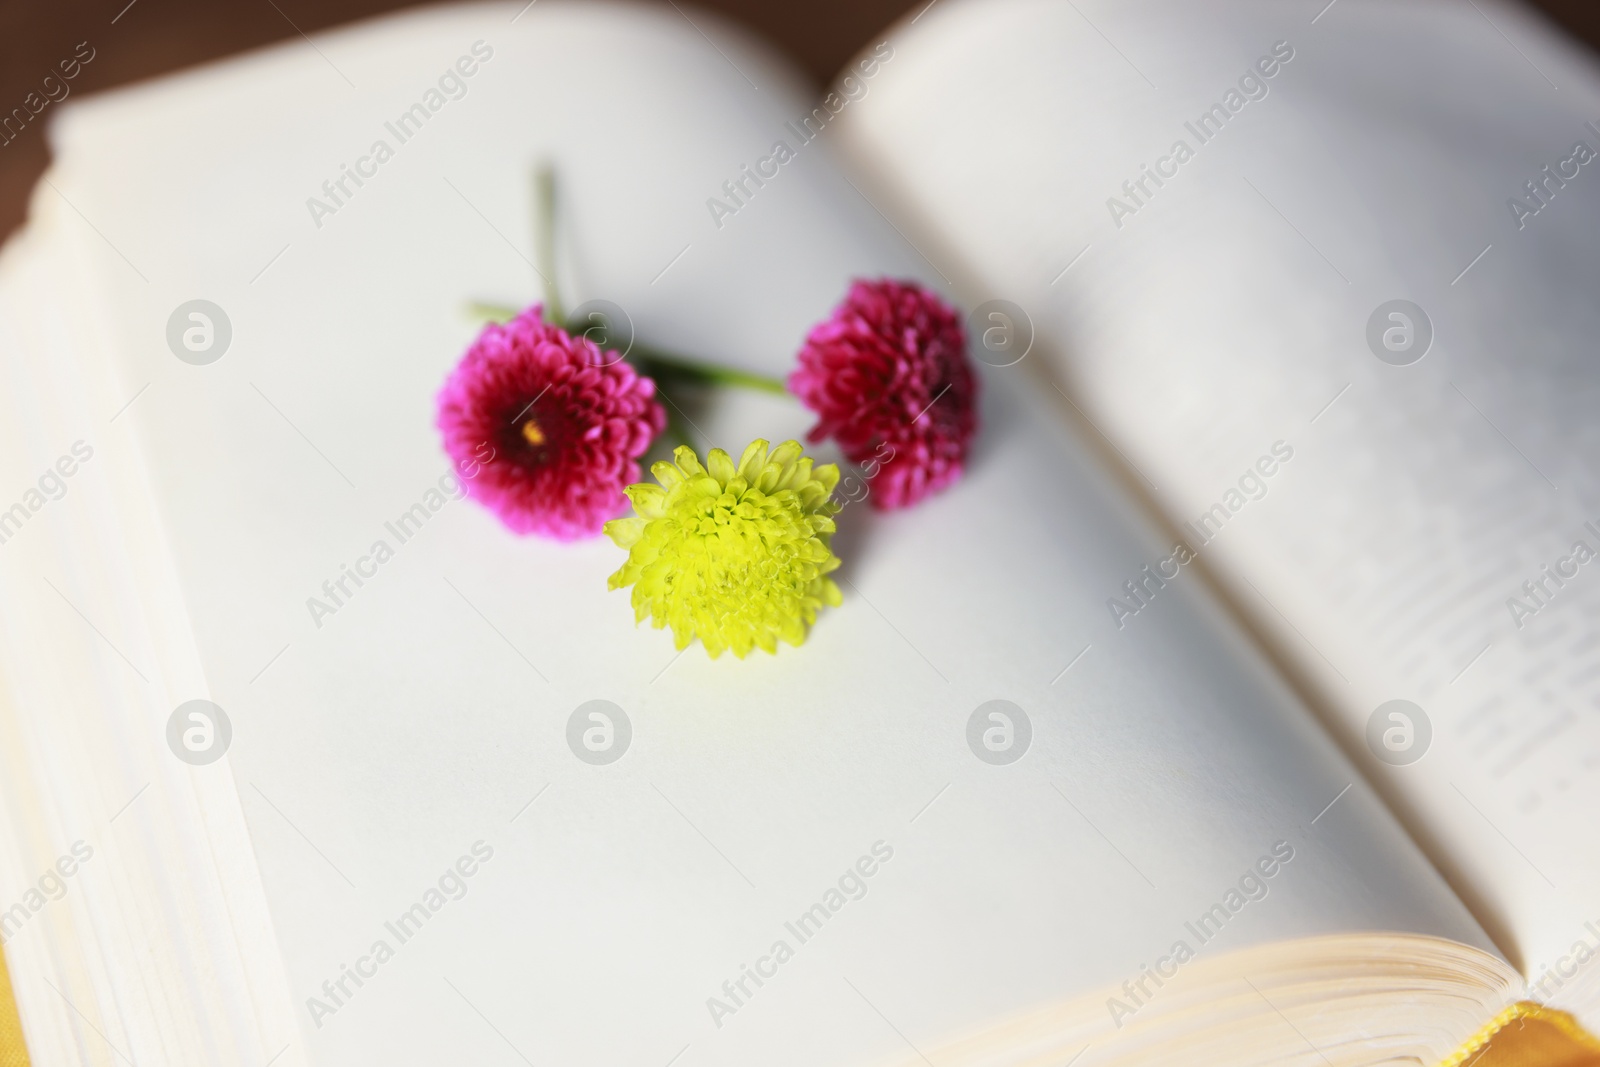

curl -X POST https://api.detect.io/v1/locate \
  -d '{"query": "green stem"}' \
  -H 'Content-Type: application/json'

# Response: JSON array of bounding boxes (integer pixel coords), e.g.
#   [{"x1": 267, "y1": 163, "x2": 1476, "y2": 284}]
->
[
  {"x1": 466, "y1": 300, "x2": 518, "y2": 323},
  {"x1": 461, "y1": 301, "x2": 790, "y2": 396},
  {"x1": 629, "y1": 345, "x2": 789, "y2": 396},
  {"x1": 533, "y1": 166, "x2": 564, "y2": 324}
]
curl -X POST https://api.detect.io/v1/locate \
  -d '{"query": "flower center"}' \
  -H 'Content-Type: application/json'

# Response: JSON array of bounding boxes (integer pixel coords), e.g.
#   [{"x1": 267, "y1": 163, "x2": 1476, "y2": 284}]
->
[{"x1": 520, "y1": 417, "x2": 546, "y2": 447}]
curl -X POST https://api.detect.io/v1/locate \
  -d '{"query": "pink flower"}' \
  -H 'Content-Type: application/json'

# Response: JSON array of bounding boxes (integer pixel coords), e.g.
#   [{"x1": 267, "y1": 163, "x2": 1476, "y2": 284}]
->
[
  {"x1": 788, "y1": 279, "x2": 978, "y2": 510},
  {"x1": 436, "y1": 306, "x2": 666, "y2": 540}
]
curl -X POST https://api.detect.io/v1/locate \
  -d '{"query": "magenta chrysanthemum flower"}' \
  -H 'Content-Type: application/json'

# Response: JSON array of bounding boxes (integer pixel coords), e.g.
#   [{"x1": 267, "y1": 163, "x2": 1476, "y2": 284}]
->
[
  {"x1": 788, "y1": 279, "x2": 978, "y2": 510},
  {"x1": 436, "y1": 306, "x2": 666, "y2": 540}
]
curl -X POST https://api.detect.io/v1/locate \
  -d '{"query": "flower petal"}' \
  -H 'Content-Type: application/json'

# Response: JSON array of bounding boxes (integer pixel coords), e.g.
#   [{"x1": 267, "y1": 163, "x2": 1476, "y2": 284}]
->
[{"x1": 604, "y1": 438, "x2": 842, "y2": 659}]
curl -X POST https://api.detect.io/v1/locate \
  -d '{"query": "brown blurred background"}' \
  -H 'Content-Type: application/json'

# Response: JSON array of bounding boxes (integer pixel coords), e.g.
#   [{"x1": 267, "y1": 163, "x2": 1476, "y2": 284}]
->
[{"x1": 1, "y1": 0, "x2": 1597, "y2": 243}]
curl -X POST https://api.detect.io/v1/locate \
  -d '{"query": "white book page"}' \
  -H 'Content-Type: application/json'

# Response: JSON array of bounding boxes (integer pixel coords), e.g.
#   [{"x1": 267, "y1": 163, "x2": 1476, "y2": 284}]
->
[
  {"x1": 0, "y1": 215, "x2": 307, "y2": 1065},
  {"x1": 37, "y1": 2, "x2": 1493, "y2": 1063},
  {"x1": 836, "y1": 0, "x2": 1600, "y2": 1005}
]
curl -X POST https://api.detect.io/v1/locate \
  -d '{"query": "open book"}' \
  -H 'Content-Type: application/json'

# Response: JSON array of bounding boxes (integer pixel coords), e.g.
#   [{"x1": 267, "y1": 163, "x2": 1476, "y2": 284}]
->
[{"x1": 0, "y1": 0, "x2": 1596, "y2": 1064}]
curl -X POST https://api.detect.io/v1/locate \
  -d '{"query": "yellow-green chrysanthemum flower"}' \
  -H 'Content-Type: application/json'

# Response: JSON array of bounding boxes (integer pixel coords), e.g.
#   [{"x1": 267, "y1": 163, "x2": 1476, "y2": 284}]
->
[{"x1": 604, "y1": 439, "x2": 843, "y2": 658}]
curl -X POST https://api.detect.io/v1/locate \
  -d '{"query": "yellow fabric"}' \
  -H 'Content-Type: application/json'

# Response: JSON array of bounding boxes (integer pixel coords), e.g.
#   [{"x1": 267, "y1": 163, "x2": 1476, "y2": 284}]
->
[
  {"x1": 0, "y1": 946, "x2": 30, "y2": 1067},
  {"x1": 1440, "y1": 1002, "x2": 1600, "y2": 1067}
]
